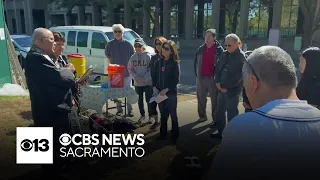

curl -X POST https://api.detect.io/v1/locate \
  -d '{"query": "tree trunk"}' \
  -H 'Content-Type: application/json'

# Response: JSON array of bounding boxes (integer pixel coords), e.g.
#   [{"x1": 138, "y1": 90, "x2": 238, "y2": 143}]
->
[
  {"x1": 78, "y1": 5, "x2": 85, "y2": 25},
  {"x1": 66, "y1": 9, "x2": 72, "y2": 25},
  {"x1": 232, "y1": 8, "x2": 239, "y2": 33},
  {"x1": 92, "y1": 4, "x2": 102, "y2": 26}
]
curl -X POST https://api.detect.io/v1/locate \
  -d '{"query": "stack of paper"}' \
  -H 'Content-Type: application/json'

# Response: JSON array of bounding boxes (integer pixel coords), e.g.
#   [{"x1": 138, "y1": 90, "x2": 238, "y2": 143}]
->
[{"x1": 149, "y1": 94, "x2": 168, "y2": 104}]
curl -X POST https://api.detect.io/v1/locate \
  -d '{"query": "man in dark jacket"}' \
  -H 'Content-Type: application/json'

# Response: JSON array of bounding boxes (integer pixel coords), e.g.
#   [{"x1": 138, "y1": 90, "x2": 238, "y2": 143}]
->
[
  {"x1": 24, "y1": 28, "x2": 77, "y2": 178},
  {"x1": 211, "y1": 33, "x2": 245, "y2": 138},
  {"x1": 194, "y1": 29, "x2": 223, "y2": 124}
]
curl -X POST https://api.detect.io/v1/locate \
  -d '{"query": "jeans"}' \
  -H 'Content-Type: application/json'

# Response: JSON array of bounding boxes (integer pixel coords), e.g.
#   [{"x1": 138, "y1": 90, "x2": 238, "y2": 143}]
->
[
  {"x1": 135, "y1": 85, "x2": 153, "y2": 117},
  {"x1": 215, "y1": 90, "x2": 241, "y2": 134},
  {"x1": 115, "y1": 77, "x2": 133, "y2": 113},
  {"x1": 158, "y1": 94, "x2": 179, "y2": 139}
]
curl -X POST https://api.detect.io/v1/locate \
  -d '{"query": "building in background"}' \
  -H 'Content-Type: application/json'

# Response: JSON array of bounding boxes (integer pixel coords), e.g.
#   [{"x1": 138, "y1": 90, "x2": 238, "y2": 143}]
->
[{"x1": 3, "y1": 0, "x2": 300, "y2": 40}]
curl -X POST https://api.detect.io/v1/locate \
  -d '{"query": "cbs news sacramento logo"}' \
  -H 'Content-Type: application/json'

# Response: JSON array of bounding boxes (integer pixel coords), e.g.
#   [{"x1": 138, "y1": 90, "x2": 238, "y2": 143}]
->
[{"x1": 16, "y1": 127, "x2": 145, "y2": 164}]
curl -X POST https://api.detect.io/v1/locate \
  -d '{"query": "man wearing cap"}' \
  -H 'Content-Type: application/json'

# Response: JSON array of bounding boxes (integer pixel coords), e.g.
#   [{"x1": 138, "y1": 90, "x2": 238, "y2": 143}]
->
[{"x1": 105, "y1": 24, "x2": 135, "y2": 116}]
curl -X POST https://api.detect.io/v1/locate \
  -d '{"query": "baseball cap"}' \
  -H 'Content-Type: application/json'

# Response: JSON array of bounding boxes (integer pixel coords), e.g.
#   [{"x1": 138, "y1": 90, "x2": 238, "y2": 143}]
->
[{"x1": 134, "y1": 38, "x2": 145, "y2": 46}]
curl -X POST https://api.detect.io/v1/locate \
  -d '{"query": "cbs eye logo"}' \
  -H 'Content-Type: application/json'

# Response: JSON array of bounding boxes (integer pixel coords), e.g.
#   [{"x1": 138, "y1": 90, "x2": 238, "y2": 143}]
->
[
  {"x1": 20, "y1": 139, "x2": 49, "y2": 152},
  {"x1": 59, "y1": 133, "x2": 72, "y2": 146}
]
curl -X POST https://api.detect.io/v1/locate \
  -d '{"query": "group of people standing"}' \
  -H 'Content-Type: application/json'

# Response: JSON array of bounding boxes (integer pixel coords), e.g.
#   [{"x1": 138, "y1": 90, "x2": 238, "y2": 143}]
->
[
  {"x1": 193, "y1": 31, "x2": 320, "y2": 177},
  {"x1": 23, "y1": 23, "x2": 320, "y2": 178},
  {"x1": 106, "y1": 24, "x2": 180, "y2": 143},
  {"x1": 194, "y1": 29, "x2": 246, "y2": 138}
]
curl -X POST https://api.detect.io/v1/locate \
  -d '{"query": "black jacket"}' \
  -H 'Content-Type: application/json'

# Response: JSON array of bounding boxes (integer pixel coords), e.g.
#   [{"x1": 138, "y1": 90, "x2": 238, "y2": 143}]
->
[
  {"x1": 25, "y1": 46, "x2": 76, "y2": 125},
  {"x1": 150, "y1": 53, "x2": 160, "y2": 84},
  {"x1": 194, "y1": 41, "x2": 224, "y2": 77},
  {"x1": 214, "y1": 48, "x2": 245, "y2": 91},
  {"x1": 152, "y1": 58, "x2": 180, "y2": 95}
]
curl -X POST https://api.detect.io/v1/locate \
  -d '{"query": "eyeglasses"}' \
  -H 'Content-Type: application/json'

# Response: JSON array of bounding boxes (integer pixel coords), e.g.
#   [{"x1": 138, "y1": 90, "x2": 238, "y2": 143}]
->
[
  {"x1": 114, "y1": 31, "x2": 122, "y2": 34},
  {"x1": 162, "y1": 46, "x2": 170, "y2": 52},
  {"x1": 244, "y1": 60, "x2": 260, "y2": 81}
]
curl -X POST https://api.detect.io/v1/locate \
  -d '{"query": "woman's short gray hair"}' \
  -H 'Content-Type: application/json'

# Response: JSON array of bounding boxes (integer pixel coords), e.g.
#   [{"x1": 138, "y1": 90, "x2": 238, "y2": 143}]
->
[{"x1": 112, "y1": 24, "x2": 125, "y2": 32}]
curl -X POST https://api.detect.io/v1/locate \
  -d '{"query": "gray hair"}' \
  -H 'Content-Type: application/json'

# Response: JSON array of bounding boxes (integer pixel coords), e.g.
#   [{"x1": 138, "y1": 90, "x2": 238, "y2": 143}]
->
[
  {"x1": 225, "y1": 33, "x2": 240, "y2": 43},
  {"x1": 112, "y1": 24, "x2": 125, "y2": 32},
  {"x1": 205, "y1": 29, "x2": 216, "y2": 38},
  {"x1": 243, "y1": 45, "x2": 297, "y2": 89}
]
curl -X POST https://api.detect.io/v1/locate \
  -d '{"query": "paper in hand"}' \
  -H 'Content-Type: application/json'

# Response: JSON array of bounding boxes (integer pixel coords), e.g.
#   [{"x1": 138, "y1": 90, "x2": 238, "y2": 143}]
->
[
  {"x1": 149, "y1": 94, "x2": 168, "y2": 104},
  {"x1": 77, "y1": 65, "x2": 96, "y2": 83}
]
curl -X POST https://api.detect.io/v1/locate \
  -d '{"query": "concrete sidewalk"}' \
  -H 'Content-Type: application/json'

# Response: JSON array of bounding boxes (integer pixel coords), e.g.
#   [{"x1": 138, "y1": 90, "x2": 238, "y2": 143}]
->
[{"x1": 103, "y1": 94, "x2": 245, "y2": 129}]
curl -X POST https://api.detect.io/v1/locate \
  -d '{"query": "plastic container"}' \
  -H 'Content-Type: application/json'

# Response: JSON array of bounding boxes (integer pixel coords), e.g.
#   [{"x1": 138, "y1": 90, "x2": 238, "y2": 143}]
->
[
  {"x1": 101, "y1": 76, "x2": 109, "y2": 89},
  {"x1": 67, "y1": 53, "x2": 86, "y2": 78},
  {"x1": 107, "y1": 64, "x2": 124, "y2": 88}
]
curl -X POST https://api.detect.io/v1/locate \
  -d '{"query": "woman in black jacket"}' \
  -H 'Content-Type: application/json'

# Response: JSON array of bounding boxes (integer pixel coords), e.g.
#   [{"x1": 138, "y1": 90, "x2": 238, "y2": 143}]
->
[
  {"x1": 296, "y1": 47, "x2": 320, "y2": 109},
  {"x1": 152, "y1": 40, "x2": 180, "y2": 143},
  {"x1": 149, "y1": 36, "x2": 167, "y2": 129}
]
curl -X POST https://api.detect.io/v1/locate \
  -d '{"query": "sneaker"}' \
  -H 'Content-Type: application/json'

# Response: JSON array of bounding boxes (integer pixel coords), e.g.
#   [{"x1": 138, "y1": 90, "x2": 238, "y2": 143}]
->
[
  {"x1": 197, "y1": 117, "x2": 207, "y2": 123},
  {"x1": 139, "y1": 116, "x2": 148, "y2": 124},
  {"x1": 210, "y1": 130, "x2": 222, "y2": 138},
  {"x1": 150, "y1": 121, "x2": 160, "y2": 130},
  {"x1": 148, "y1": 117, "x2": 156, "y2": 124},
  {"x1": 126, "y1": 111, "x2": 134, "y2": 117}
]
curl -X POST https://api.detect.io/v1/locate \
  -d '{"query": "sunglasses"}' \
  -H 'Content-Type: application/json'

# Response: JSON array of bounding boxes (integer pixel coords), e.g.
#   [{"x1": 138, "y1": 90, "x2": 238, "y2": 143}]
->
[
  {"x1": 244, "y1": 60, "x2": 260, "y2": 81},
  {"x1": 162, "y1": 46, "x2": 170, "y2": 52},
  {"x1": 134, "y1": 44, "x2": 142, "y2": 48},
  {"x1": 114, "y1": 31, "x2": 122, "y2": 34}
]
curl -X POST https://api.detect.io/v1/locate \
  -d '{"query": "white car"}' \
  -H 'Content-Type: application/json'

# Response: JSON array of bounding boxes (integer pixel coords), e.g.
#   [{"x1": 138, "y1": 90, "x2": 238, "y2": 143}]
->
[{"x1": 49, "y1": 26, "x2": 155, "y2": 80}]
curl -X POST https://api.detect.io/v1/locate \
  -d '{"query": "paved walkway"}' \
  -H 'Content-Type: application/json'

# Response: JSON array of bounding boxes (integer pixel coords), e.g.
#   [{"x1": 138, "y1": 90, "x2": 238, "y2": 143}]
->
[{"x1": 102, "y1": 94, "x2": 245, "y2": 179}]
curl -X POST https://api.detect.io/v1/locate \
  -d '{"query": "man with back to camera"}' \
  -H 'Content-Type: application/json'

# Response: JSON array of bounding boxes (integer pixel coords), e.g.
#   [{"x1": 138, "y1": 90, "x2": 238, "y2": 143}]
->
[
  {"x1": 211, "y1": 33, "x2": 245, "y2": 138},
  {"x1": 206, "y1": 46, "x2": 320, "y2": 179},
  {"x1": 194, "y1": 28, "x2": 224, "y2": 124},
  {"x1": 24, "y1": 28, "x2": 82, "y2": 178},
  {"x1": 105, "y1": 24, "x2": 135, "y2": 117}
]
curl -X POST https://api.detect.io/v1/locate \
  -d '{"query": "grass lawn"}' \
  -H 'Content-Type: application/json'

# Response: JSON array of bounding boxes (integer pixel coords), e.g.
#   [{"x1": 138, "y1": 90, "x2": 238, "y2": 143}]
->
[{"x1": 0, "y1": 96, "x2": 219, "y2": 180}]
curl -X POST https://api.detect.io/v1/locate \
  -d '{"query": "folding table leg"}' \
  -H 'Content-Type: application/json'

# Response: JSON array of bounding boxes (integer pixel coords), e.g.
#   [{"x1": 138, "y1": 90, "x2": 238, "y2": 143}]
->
[{"x1": 124, "y1": 97, "x2": 127, "y2": 118}]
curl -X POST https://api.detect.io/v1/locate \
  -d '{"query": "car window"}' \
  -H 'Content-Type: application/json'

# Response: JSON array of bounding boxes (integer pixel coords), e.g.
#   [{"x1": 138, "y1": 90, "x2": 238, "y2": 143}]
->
[
  {"x1": 67, "y1": 31, "x2": 76, "y2": 46},
  {"x1": 91, "y1": 32, "x2": 107, "y2": 49},
  {"x1": 105, "y1": 30, "x2": 140, "y2": 45},
  {"x1": 12, "y1": 37, "x2": 32, "y2": 47},
  {"x1": 77, "y1": 31, "x2": 88, "y2": 47}
]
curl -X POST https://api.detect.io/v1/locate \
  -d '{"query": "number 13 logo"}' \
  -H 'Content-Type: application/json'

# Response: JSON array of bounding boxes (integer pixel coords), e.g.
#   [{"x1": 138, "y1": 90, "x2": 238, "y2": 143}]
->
[{"x1": 20, "y1": 139, "x2": 50, "y2": 152}]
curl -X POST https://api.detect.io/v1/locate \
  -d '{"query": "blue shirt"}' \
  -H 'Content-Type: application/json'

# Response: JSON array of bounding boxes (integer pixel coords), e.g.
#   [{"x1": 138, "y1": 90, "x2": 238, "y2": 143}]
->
[
  {"x1": 105, "y1": 38, "x2": 134, "y2": 77},
  {"x1": 207, "y1": 99, "x2": 320, "y2": 176}
]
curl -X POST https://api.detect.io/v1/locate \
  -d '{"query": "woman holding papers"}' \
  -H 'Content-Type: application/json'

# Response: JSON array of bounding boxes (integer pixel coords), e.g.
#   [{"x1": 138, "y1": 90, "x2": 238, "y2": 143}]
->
[
  {"x1": 128, "y1": 38, "x2": 154, "y2": 124},
  {"x1": 149, "y1": 36, "x2": 168, "y2": 130},
  {"x1": 152, "y1": 40, "x2": 180, "y2": 143}
]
